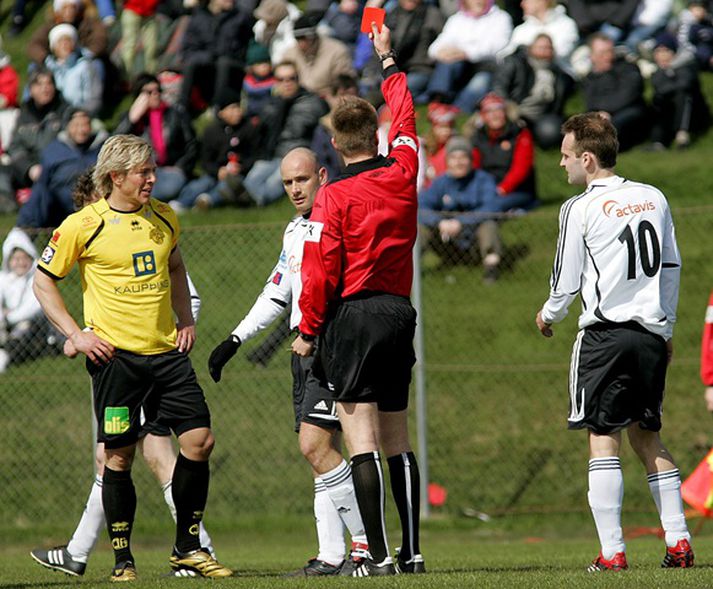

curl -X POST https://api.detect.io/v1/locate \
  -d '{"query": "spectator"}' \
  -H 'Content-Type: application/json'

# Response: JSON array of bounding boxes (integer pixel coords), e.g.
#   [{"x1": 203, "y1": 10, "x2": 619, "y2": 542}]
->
[
  {"x1": 114, "y1": 73, "x2": 198, "y2": 201},
  {"x1": 499, "y1": 0, "x2": 580, "y2": 65},
  {"x1": 310, "y1": 74, "x2": 359, "y2": 179},
  {"x1": 170, "y1": 88, "x2": 261, "y2": 212},
  {"x1": 28, "y1": 0, "x2": 108, "y2": 65},
  {"x1": 467, "y1": 93, "x2": 538, "y2": 211},
  {"x1": 242, "y1": 43, "x2": 275, "y2": 116},
  {"x1": 566, "y1": 0, "x2": 641, "y2": 42},
  {"x1": 120, "y1": 0, "x2": 161, "y2": 77},
  {"x1": 418, "y1": 135, "x2": 503, "y2": 282},
  {"x1": 241, "y1": 62, "x2": 327, "y2": 206},
  {"x1": 253, "y1": 0, "x2": 301, "y2": 64},
  {"x1": 4, "y1": 69, "x2": 69, "y2": 199},
  {"x1": 178, "y1": 0, "x2": 254, "y2": 112},
  {"x1": 0, "y1": 34, "x2": 20, "y2": 165},
  {"x1": 623, "y1": 0, "x2": 673, "y2": 56},
  {"x1": 677, "y1": 0, "x2": 713, "y2": 72},
  {"x1": 426, "y1": 0, "x2": 512, "y2": 113},
  {"x1": 44, "y1": 24, "x2": 103, "y2": 115},
  {"x1": 581, "y1": 33, "x2": 648, "y2": 150},
  {"x1": 319, "y1": 0, "x2": 362, "y2": 50},
  {"x1": 494, "y1": 33, "x2": 574, "y2": 149},
  {"x1": 422, "y1": 102, "x2": 459, "y2": 188},
  {"x1": 282, "y1": 13, "x2": 356, "y2": 97},
  {"x1": 360, "y1": 0, "x2": 444, "y2": 105},
  {"x1": 649, "y1": 32, "x2": 710, "y2": 150},
  {"x1": 16, "y1": 108, "x2": 107, "y2": 229},
  {"x1": 0, "y1": 228, "x2": 60, "y2": 374}
]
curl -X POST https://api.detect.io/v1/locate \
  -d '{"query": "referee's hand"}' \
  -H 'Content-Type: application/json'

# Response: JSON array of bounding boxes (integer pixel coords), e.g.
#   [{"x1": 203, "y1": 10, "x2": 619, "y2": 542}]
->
[{"x1": 208, "y1": 336, "x2": 241, "y2": 383}]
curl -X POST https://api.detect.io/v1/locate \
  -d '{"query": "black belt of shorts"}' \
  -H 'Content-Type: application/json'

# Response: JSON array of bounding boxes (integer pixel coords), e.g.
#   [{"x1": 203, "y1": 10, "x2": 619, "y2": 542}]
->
[
  {"x1": 586, "y1": 320, "x2": 655, "y2": 336},
  {"x1": 340, "y1": 290, "x2": 410, "y2": 303}
]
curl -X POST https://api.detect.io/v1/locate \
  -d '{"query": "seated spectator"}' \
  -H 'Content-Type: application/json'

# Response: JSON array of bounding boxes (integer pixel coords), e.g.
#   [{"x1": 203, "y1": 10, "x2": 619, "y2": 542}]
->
[
  {"x1": 499, "y1": 0, "x2": 580, "y2": 66},
  {"x1": 115, "y1": 73, "x2": 198, "y2": 201},
  {"x1": 120, "y1": 0, "x2": 161, "y2": 77},
  {"x1": 467, "y1": 93, "x2": 537, "y2": 212},
  {"x1": 422, "y1": 102, "x2": 459, "y2": 188},
  {"x1": 494, "y1": 33, "x2": 574, "y2": 149},
  {"x1": 178, "y1": 0, "x2": 253, "y2": 112},
  {"x1": 282, "y1": 13, "x2": 356, "y2": 97},
  {"x1": 649, "y1": 32, "x2": 710, "y2": 150},
  {"x1": 28, "y1": 0, "x2": 108, "y2": 65},
  {"x1": 418, "y1": 136, "x2": 503, "y2": 282},
  {"x1": 677, "y1": 0, "x2": 713, "y2": 72},
  {"x1": 253, "y1": 0, "x2": 302, "y2": 65},
  {"x1": 623, "y1": 0, "x2": 673, "y2": 56},
  {"x1": 3, "y1": 69, "x2": 69, "y2": 203},
  {"x1": 16, "y1": 108, "x2": 107, "y2": 228},
  {"x1": 581, "y1": 32, "x2": 648, "y2": 150},
  {"x1": 359, "y1": 0, "x2": 444, "y2": 105},
  {"x1": 241, "y1": 61, "x2": 327, "y2": 205},
  {"x1": 170, "y1": 88, "x2": 261, "y2": 211},
  {"x1": 318, "y1": 0, "x2": 362, "y2": 50},
  {"x1": 426, "y1": 0, "x2": 512, "y2": 113},
  {"x1": 0, "y1": 228, "x2": 63, "y2": 373},
  {"x1": 44, "y1": 24, "x2": 103, "y2": 115},
  {"x1": 242, "y1": 43, "x2": 275, "y2": 116},
  {"x1": 310, "y1": 74, "x2": 358, "y2": 179},
  {"x1": 566, "y1": 0, "x2": 641, "y2": 42}
]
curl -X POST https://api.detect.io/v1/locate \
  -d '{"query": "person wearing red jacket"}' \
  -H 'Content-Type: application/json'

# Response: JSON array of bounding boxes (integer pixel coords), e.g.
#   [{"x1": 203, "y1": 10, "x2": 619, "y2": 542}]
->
[
  {"x1": 702, "y1": 291, "x2": 713, "y2": 410},
  {"x1": 292, "y1": 24, "x2": 423, "y2": 577}
]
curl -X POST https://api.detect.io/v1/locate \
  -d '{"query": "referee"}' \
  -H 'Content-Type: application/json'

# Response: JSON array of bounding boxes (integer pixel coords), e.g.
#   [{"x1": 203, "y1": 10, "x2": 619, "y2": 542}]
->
[
  {"x1": 293, "y1": 24, "x2": 423, "y2": 576},
  {"x1": 536, "y1": 113, "x2": 693, "y2": 572},
  {"x1": 32, "y1": 135, "x2": 232, "y2": 581}
]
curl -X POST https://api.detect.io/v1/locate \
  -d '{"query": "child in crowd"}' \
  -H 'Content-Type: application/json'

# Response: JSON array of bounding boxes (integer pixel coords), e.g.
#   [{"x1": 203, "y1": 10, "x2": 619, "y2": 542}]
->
[{"x1": 242, "y1": 43, "x2": 275, "y2": 116}]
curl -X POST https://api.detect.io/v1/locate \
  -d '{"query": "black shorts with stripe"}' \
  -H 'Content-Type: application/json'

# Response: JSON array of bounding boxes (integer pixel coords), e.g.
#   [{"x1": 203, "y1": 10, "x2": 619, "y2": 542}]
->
[
  {"x1": 291, "y1": 353, "x2": 340, "y2": 433},
  {"x1": 567, "y1": 321, "x2": 667, "y2": 434},
  {"x1": 316, "y1": 293, "x2": 416, "y2": 411},
  {"x1": 87, "y1": 349, "x2": 211, "y2": 448}
]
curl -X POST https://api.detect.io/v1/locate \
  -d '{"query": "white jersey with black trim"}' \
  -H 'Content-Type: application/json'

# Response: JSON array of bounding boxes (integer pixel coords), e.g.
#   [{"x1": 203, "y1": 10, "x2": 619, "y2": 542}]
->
[
  {"x1": 540, "y1": 175, "x2": 681, "y2": 340},
  {"x1": 232, "y1": 215, "x2": 309, "y2": 342}
]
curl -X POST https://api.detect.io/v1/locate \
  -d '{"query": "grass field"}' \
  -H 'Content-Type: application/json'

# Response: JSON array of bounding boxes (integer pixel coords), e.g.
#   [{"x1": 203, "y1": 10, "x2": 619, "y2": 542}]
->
[{"x1": 7, "y1": 514, "x2": 713, "y2": 588}]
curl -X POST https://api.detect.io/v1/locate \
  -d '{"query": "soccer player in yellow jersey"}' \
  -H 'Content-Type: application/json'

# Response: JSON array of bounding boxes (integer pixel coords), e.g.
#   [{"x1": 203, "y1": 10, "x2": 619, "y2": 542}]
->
[{"x1": 32, "y1": 135, "x2": 232, "y2": 581}]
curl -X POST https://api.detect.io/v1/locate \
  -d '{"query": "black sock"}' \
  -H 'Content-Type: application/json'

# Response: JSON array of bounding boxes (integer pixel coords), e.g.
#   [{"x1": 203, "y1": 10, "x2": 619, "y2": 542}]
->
[
  {"x1": 102, "y1": 467, "x2": 136, "y2": 565},
  {"x1": 387, "y1": 451, "x2": 421, "y2": 560},
  {"x1": 350, "y1": 451, "x2": 389, "y2": 563},
  {"x1": 172, "y1": 452, "x2": 209, "y2": 553}
]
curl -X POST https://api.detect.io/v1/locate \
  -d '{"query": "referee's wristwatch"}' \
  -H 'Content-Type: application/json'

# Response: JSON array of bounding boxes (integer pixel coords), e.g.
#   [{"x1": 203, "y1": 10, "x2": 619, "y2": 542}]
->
[
  {"x1": 299, "y1": 331, "x2": 316, "y2": 342},
  {"x1": 378, "y1": 49, "x2": 397, "y2": 62}
]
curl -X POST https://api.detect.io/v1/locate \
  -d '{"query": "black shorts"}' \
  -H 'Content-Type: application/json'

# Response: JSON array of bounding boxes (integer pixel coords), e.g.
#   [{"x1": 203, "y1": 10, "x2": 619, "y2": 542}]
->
[
  {"x1": 139, "y1": 408, "x2": 171, "y2": 438},
  {"x1": 317, "y1": 293, "x2": 416, "y2": 411},
  {"x1": 87, "y1": 349, "x2": 211, "y2": 449},
  {"x1": 568, "y1": 322, "x2": 667, "y2": 434},
  {"x1": 291, "y1": 353, "x2": 339, "y2": 433}
]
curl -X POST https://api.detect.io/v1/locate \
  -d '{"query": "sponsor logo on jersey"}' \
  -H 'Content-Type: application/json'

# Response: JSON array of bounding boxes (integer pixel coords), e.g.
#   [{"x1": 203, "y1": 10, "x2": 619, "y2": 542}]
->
[
  {"x1": 132, "y1": 250, "x2": 156, "y2": 276},
  {"x1": 272, "y1": 271, "x2": 283, "y2": 285},
  {"x1": 41, "y1": 246, "x2": 55, "y2": 264},
  {"x1": 288, "y1": 255, "x2": 301, "y2": 274},
  {"x1": 149, "y1": 226, "x2": 165, "y2": 244},
  {"x1": 104, "y1": 406, "x2": 130, "y2": 434},
  {"x1": 603, "y1": 199, "x2": 656, "y2": 218},
  {"x1": 279, "y1": 250, "x2": 287, "y2": 263},
  {"x1": 114, "y1": 279, "x2": 169, "y2": 295},
  {"x1": 51, "y1": 231, "x2": 60, "y2": 243},
  {"x1": 392, "y1": 136, "x2": 418, "y2": 152},
  {"x1": 304, "y1": 221, "x2": 324, "y2": 242},
  {"x1": 131, "y1": 219, "x2": 142, "y2": 231}
]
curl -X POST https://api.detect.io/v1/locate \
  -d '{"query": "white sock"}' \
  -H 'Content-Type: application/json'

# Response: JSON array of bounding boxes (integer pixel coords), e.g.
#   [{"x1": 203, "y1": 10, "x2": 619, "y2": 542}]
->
[
  {"x1": 66, "y1": 475, "x2": 104, "y2": 563},
  {"x1": 648, "y1": 469, "x2": 691, "y2": 547},
  {"x1": 162, "y1": 480, "x2": 215, "y2": 557},
  {"x1": 588, "y1": 457, "x2": 625, "y2": 559},
  {"x1": 314, "y1": 478, "x2": 346, "y2": 565},
  {"x1": 321, "y1": 459, "x2": 367, "y2": 547}
]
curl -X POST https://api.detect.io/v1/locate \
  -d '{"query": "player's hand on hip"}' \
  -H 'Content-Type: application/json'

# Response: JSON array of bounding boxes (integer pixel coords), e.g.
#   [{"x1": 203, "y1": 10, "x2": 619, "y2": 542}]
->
[
  {"x1": 63, "y1": 337, "x2": 78, "y2": 358},
  {"x1": 291, "y1": 335, "x2": 315, "y2": 357},
  {"x1": 71, "y1": 330, "x2": 114, "y2": 364},
  {"x1": 705, "y1": 387, "x2": 713, "y2": 412},
  {"x1": 208, "y1": 335, "x2": 241, "y2": 383},
  {"x1": 176, "y1": 323, "x2": 196, "y2": 354},
  {"x1": 535, "y1": 311, "x2": 553, "y2": 337}
]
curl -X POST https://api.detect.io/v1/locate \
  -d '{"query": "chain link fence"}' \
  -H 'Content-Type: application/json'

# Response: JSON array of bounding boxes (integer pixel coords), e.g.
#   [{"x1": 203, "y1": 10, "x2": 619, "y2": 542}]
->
[{"x1": 2, "y1": 206, "x2": 712, "y2": 533}]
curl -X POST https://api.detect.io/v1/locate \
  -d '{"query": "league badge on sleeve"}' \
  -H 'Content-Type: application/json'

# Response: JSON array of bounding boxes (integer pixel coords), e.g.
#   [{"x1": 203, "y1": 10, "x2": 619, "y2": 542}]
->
[
  {"x1": 272, "y1": 272, "x2": 283, "y2": 285},
  {"x1": 41, "y1": 246, "x2": 56, "y2": 264}
]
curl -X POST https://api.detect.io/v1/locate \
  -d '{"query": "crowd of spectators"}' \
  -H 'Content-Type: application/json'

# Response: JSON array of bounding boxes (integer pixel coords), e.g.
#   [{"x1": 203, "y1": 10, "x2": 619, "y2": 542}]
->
[{"x1": 0, "y1": 0, "x2": 712, "y2": 277}]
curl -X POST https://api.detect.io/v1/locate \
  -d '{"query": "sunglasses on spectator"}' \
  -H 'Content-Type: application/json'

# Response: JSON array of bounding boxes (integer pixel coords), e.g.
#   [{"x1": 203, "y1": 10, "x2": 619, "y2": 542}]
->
[{"x1": 275, "y1": 75, "x2": 298, "y2": 82}]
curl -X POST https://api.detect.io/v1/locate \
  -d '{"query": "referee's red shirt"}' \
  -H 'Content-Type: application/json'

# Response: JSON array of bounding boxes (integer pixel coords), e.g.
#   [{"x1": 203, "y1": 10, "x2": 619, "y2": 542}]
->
[{"x1": 299, "y1": 68, "x2": 419, "y2": 337}]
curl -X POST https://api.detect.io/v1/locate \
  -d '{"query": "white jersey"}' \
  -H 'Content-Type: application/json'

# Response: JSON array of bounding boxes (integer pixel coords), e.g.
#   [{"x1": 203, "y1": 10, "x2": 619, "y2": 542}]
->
[
  {"x1": 232, "y1": 215, "x2": 309, "y2": 342},
  {"x1": 540, "y1": 175, "x2": 681, "y2": 340}
]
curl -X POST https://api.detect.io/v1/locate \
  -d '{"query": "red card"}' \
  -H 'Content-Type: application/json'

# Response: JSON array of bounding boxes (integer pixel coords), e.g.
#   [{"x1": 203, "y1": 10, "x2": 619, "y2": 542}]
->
[{"x1": 361, "y1": 7, "x2": 385, "y2": 33}]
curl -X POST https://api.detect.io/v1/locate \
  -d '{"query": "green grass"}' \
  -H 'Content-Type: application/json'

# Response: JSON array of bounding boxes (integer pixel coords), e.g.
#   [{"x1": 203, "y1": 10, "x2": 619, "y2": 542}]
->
[{"x1": 6, "y1": 515, "x2": 713, "y2": 587}]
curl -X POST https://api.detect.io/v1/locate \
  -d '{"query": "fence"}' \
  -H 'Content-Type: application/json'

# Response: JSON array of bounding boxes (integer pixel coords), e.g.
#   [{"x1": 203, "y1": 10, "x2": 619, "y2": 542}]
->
[{"x1": 2, "y1": 206, "x2": 712, "y2": 534}]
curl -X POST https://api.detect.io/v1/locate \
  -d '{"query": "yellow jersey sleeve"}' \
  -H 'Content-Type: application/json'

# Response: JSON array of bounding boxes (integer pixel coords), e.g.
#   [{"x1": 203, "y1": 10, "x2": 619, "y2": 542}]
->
[
  {"x1": 37, "y1": 209, "x2": 102, "y2": 279},
  {"x1": 150, "y1": 199, "x2": 181, "y2": 250}
]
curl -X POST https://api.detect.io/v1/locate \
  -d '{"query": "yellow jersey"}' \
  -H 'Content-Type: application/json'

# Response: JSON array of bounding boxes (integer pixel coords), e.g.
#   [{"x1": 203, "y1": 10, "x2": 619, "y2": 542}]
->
[{"x1": 37, "y1": 197, "x2": 181, "y2": 354}]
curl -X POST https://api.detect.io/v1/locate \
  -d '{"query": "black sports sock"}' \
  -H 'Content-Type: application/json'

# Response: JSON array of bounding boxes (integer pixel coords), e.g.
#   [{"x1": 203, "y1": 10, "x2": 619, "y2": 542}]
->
[
  {"x1": 350, "y1": 451, "x2": 389, "y2": 563},
  {"x1": 102, "y1": 467, "x2": 136, "y2": 565},
  {"x1": 387, "y1": 451, "x2": 421, "y2": 561},
  {"x1": 172, "y1": 452, "x2": 209, "y2": 553}
]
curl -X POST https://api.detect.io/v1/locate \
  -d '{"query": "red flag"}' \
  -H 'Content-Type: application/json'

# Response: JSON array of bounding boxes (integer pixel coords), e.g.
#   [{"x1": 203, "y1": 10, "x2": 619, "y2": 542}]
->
[{"x1": 682, "y1": 449, "x2": 713, "y2": 517}]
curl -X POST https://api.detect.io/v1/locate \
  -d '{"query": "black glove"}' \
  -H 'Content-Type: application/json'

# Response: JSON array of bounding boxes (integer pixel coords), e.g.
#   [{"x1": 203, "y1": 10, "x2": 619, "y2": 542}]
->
[{"x1": 208, "y1": 335, "x2": 241, "y2": 383}]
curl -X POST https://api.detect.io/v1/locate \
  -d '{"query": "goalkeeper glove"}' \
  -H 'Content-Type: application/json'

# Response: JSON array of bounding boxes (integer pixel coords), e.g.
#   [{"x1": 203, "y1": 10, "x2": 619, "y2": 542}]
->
[{"x1": 208, "y1": 335, "x2": 241, "y2": 383}]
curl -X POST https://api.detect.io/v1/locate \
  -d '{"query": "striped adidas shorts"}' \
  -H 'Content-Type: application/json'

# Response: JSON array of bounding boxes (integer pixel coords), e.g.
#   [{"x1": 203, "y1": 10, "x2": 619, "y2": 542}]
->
[
  {"x1": 567, "y1": 321, "x2": 667, "y2": 434},
  {"x1": 291, "y1": 353, "x2": 340, "y2": 433}
]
